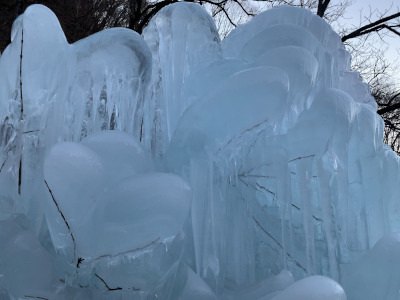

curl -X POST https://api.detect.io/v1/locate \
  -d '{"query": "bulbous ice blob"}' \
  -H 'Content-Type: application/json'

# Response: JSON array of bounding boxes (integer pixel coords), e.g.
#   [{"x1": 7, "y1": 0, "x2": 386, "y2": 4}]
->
[
  {"x1": 1, "y1": 230, "x2": 56, "y2": 298},
  {"x1": 224, "y1": 270, "x2": 295, "y2": 300},
  {"x1": 71, "y1": 28, "x2": 152, "y2": 141},
  {"x1": 238, "y1": 24, "x2": 320, "y2": 63},
  {"x1": 81, "y1": 130, "x2": 150, "y2": 183},
  {"x1": 0, "y1": 4, "x2": 71, "y2": 127},
  {"x1": 93, "y1": 172, "x2": 191, "y2": 257},
  {"x1": 142, "y1": 2, "x2": 221, "y2": 155},
  {"x1": 1, "y1": 2, "x2": 400, "y2": 298},
  {"x1": 340, "y1": 71, "x2": 377, "y2": 109},
  {"x1": 182, "y1": 58, "x2": 246, "y2": 107},
  {"x1": 223, "y1": 5, "x2": 341, "y2": 59},
  {"x1": 256, "y1": 46, "x2": 318, "y2": 89},
  {"x1": 167, "y1": 66, "x2": 289, "y2": 166},
  {"x1": 345, "y1": 233, "x2": 400, "y2": 300},
  {"x1": 43, "y1": 142, "x2": 105, "y2": 219},
  {"x1": 43, "y1": 142, "x2": 105, "y2": 257},
  {"x1": 270, "y1": 275, "x2": 346, "y2": 300}
]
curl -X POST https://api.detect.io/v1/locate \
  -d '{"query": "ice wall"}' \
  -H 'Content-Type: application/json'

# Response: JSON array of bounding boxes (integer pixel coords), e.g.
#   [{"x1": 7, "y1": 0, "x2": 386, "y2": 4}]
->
[{"x1": 0, "y1": 3, "x2": 400, "y2": 300}]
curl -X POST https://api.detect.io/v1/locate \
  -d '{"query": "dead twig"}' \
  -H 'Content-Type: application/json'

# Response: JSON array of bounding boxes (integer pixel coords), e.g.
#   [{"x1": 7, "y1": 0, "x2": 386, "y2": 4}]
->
[
  {"x1": 24, "y1": 296, "x2": 48, "y2": 300},
  {"x1": 44, "y1": 180, "x2": 76, "y2": 261},
  {"x1": 94, "y1": 237, "x2": 161, "y2": 261},
  {"x1": 0, "y1": 146, "x2": 16, "y2": 173},
  {"x1": 95, "y1": 273, "x2": 124, "y2": 291},
  {"x1": 253, "y1": 216, "x2": 307, "y2": 272},
  {"x1": 288, "y1": 154, "x2": 315, "y2": 162}
]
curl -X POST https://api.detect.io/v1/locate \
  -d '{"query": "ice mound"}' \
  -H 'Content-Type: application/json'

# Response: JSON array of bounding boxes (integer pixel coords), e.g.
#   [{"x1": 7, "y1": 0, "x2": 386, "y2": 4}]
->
[
  {"x1": 270, "y1": 275, "x2": 346, "y2": 300},
  {"x1": 0, "y1": 2, "x2": 399, "y2": 299},
  {"x1": 344, "y1": 233, "x2": 400, "y2": 300}
]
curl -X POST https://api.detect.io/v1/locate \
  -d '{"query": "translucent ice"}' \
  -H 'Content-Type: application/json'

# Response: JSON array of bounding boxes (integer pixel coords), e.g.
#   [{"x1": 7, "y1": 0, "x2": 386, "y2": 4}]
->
[
  {"x1": 43, "y1": 132, "x2": 191, "y2": 261},
  {"x1": 81, "y1": 130, "x2": 150, "y2": 183},
  {"x1": 1, "y1": 229, "x2": 56, "y2": 298},
  {"x1": 94, "y1": 172, "x2": 191, "y2": 255},
  {"x1": 1, "y1": 2, "x2": 400, "y2": 299},
  {"x1": 270, "y1": 275, "x2": 346, "y2": 300},
  {"x1": 43, "y1": 141, "x2": 106, "y2": 258},
  {"x1": 142, "y1": 2, "x2": 221, "y2": 156},
  {"x1": 344, "y1": 233, "x2": 400, "y2": 300}
]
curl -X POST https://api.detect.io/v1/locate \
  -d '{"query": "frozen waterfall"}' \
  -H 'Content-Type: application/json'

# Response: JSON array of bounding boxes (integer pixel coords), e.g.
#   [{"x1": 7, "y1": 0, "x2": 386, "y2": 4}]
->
[{"x1": 0, "y1": 3, "x2": 399, "y2": 300}]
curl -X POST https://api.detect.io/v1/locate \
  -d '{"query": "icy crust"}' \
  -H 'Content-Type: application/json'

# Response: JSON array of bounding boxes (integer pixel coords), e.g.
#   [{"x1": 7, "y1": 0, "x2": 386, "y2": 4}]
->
[{"x1": 0, "y1": 2, "x2": 400, "y2": 300}]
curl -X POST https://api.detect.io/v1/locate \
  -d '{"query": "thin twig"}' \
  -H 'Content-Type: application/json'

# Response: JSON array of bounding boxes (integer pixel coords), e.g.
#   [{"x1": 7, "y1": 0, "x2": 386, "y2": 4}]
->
[
  {"x1": 253, "y1": 216, "x2": 307, "y2": 272},
  {"x1": 24, "y1": 296, "x2": 48, "y2": 300},
  {"x1": 18, "y1": 29, "x2": 24, "y2": 195},
  {"x1": 288, "y1": 154, "x2": 315, "y2": 162},
  {"x1": 253, "y1": 216, "x2": 283, "y2": 248},
  {"x1": 0, "y1": 146, "x2": 16, "y2": 173},
  {"x1": 0, "y1": 157, "x2": 7, "y2": 173},
  {"x1": 18, "y1": 158, "x2": 22, "y2": 194},
  {"x1": 44, "y1": 180, "x2": 76, "y2": 261},
  {"x1": 217, "y1": 118, "x2": 269, "y2": 153},
  {"x1": 23, "y1": 129, "x2": 40, "y2": 134},
  {"x1": 93, "y1": 237, "x2": 161, "y2": 261},
  {"x1": 139, "y1": 117, "x2": 144, "y2": 142},
  {"x1": 291, "y1": 204, "x2": 323, "y2": 222},
  {"x1": 95, "y1": 273, "x2": 123, "y2": 291},
  {"x1": 19, "y1": 29, "x2": 24, "y2": 120},
  {"x1": 256, "y1": 183, "x2": 275, "y2": 196}
]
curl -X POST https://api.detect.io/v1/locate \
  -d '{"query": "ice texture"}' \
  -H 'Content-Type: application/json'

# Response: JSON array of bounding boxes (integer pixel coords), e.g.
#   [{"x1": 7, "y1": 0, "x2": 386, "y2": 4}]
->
[
  {"x1": 270, "y1": 275, "x2": 346, "y2": 300},
  {"x1": 0, "y1": 2, "x2": 399, "y2": 299},
  {"x1": 344, "y1": 233, "x2": 400, "y2": 300},
  {"x1": 142, "y1": 2, "x2": 221, "y2": 156}
]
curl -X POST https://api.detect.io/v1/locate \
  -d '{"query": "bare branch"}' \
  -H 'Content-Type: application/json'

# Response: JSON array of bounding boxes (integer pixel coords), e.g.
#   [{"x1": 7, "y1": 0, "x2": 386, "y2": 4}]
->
[
  {"x1": 288, "y1": 154, "x2": 315, "y2": 162},
  {"x1": 93, "y1": 237, "x2": 160, "y2": 261},
  {"x1": 342, "y1": 11, "x2": 400, "y2": 42},
  {"x1": 253, "y1": 216, "x2": 307, "y2": 272},
  {"x1": 0, "y1": 146, "x2": 16, "y2": 173},
  {"x1": 23, "y1": 129, "x2": 40, "y2": 134},
  {"x1": 18, "y1": 29, "x2": 24, "y2": 196},
  {"x1": 24, "y1": 296, "x2": 49, "y2": 300},
  {"x1": 95, "y1": 273, "x2": 123, "y2": 291},
  {"x1": 44, "y1": 180, "x2": 77, "y2": 262}
]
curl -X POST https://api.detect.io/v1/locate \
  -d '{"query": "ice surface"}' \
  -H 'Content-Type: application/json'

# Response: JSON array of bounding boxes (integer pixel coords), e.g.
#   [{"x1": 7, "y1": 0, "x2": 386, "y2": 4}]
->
[
  {"x1": 43, "y1": 132, "x2": 191, "y2": 262},
  {"x1": 1, "y1": 229, "x2": 56, "y2": 298},
  {"x1": 222, "y1": 270, "x2": 294, "y2": 300},
  {"x1": 142, "y1": 2, "x2": 221, "y2": 156},
  {"x1": 344, "y1": 233, "x2": 400, "y2": 300},
  {"x1": 0, "y1": 2, "x2": 400, "y2": 299},
  {"x1": 81, "y1": 130, "x2": 150, "y2": 183},
  {"x1": 270, "y1": 275, "x2": 346, "y2": 300}
]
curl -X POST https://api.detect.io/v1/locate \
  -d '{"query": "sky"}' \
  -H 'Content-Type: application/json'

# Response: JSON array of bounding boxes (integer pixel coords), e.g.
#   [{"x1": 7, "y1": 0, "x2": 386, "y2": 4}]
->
[{"x1": 341, "y1": 0, "x2": 400, "y2": 83}]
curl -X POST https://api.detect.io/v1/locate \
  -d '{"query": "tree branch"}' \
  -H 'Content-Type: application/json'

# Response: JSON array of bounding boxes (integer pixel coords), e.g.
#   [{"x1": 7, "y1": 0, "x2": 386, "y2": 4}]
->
[
  {"x1": 342, "y1": 11, "x2": 400, "y2": 42},
  {"x1": 378, "y1": 101, "x2": 400, "y2": 115}
]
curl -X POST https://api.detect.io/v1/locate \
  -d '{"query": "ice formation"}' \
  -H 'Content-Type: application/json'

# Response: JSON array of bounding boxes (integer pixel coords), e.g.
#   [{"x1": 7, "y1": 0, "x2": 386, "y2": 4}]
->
[{"x1": 0, "y1": 3, "x2": 400, "y2": 299}]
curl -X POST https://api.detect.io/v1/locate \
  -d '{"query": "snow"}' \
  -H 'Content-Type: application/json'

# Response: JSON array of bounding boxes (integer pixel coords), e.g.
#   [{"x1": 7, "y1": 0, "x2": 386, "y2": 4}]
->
[{"x1": 0, "y1": 2, "x2": 399, "y2": 299}]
